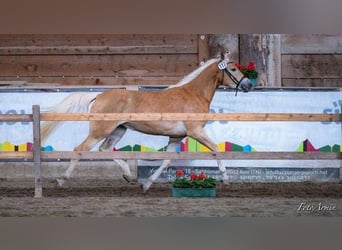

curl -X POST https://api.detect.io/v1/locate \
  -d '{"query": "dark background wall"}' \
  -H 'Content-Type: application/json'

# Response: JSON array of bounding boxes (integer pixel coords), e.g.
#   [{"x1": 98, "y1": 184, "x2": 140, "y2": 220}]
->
[{"x1": 0, "y1": 34, "x2": 341, "y2": 88}]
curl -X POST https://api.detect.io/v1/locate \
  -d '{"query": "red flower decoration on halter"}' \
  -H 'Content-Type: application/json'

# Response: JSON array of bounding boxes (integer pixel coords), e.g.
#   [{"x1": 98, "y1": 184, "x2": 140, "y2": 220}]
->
[
  {"x1": 176, "y1": 169, "x2": 184, "y2": 177},
  {"x1": 248, "y1": 62, "x2": 256, "y2": 70},
  {"x1": 234, "y1": 61, "x2": 258, "y2": 79}
]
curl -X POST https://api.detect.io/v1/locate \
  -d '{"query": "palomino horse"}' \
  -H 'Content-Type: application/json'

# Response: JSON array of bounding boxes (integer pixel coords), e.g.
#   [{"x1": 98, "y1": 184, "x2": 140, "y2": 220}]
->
[{"x1": 41, "y1": 51, "x2": 252, "y2": 192}]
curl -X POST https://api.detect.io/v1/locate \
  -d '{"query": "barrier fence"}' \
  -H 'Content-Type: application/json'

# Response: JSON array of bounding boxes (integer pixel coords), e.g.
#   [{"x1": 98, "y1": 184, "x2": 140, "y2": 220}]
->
[{"x1": 0, "y1": 105, "x2": 341, "y2": 197}]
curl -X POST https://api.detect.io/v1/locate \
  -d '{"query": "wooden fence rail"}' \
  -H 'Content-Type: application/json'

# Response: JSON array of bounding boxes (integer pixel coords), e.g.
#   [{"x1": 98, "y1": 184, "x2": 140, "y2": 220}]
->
[
  {"x1": 2, "y1": 151, "x2": 340, "y2": 161},
  {"x1": 0, "y1": 105, "x2": 341, "y2": 197},
  {"x1": 1, "y1": 112, "x2": 341, "y2": 122}
]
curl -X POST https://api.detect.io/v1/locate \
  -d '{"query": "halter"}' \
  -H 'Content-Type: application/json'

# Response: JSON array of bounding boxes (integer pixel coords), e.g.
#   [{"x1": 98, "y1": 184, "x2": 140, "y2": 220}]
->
[{"x1": 218, "y1": 60, "x2": 249, "y2": 96}]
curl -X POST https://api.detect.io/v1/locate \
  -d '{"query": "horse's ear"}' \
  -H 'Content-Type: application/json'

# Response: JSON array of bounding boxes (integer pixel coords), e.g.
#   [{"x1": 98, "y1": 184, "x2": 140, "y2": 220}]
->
[
  {"x1": 217, "y1": 44, "x2": 225, "y2": 58},
  {"x1": 220, "y1": 52, "x2": 224, "y2": 60},
  {"x1": 221, "y1": 51, "x2": 230, "y2": 61},
  {"x1": 217, "y1": 43, "x2": 230, "y2": 60}
]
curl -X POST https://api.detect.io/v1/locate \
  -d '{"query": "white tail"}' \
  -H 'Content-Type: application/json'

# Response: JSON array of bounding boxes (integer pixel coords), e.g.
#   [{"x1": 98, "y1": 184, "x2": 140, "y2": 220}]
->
[{"x1": 41, "y1": 92, "x2": 98, "y2": 143}]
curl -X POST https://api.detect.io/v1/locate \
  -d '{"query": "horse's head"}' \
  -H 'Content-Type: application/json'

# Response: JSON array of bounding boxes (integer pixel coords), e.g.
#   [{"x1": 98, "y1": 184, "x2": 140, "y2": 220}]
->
[{"x1": 218, "y1": 51, "x2": 253, "y2": 95}]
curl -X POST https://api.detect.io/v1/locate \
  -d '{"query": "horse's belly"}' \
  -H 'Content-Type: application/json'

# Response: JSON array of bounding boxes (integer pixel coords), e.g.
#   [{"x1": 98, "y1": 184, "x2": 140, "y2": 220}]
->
[{"x1": 125, "y1": 121, "x2": 187, "y2": 137}]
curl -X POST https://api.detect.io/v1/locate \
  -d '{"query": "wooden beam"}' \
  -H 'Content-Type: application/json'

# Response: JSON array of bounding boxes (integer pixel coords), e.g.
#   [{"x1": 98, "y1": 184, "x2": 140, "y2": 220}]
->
[
  {"x1": 0, "y1": 76, "x2": 182, "y2": 86},
  {"x1": 38, "y1": 151, "x2": 341, "y2": 160},
  {"x1": 0, "y1": 152, "x2": 33, "y2": 159},
  {"x1": 0, "y1": 114, "x2": 32, "y2": 122},
  {"x1": 282, "y1": 79, "x2": 342, "y2": 88},
  {"x1": 281, "y1": 34, "x2": 342, "y2": 54},
  {"x1": 0, "y1": 34, "x2": 198, "y2": 48},
  {"x1": 39, "y1": 112, "x2": 341, "y2": 122},
  {"x1": 1, "y1": 112, "x2": 340, "y2": 123},
  {"x1": 1, "y1": 151, "x2": 340, "y2": 161},
  {"x1": 282, "y1": 54, "x2": 342, "y2": 78},
  {"x1": 1, "y1": 112, "x2": 340, "y2": 122},
  {"x1": 0, "y1": 54, "x2": 197, "y2": 77},
  {"x1": 0, "y1": 45, "x2": 197, "y2": 55}
]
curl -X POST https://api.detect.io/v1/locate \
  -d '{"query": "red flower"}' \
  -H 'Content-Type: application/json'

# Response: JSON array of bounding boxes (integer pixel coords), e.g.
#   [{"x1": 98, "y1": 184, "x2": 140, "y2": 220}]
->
[
  {"x1": 235, "y1": 61, "x2": 256, "y2": 70},
  {"x1": 176, "y1": 169, "x2": 184, "y2": 177},
  {"x1": 248, "y1": 62, "x2": 255, "y2": 70},
  {"x1": 198, "y1": 171, "x2": 206, "y2": 180},
  {"x1": 190, "y1": 174, "x2": 198, "y2": 180},
  {"x1": 235, "y1": 61, "x2": 258, "y2": 79}
]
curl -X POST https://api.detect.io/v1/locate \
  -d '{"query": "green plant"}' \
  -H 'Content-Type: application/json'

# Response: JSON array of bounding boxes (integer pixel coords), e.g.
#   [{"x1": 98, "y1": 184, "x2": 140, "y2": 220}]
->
[
  {"x1": 172, "y1": 169, "x2": 217, "y2": 189},
  {"x1": 235, "y1": 61, "x2": 258, "y2": 79}
]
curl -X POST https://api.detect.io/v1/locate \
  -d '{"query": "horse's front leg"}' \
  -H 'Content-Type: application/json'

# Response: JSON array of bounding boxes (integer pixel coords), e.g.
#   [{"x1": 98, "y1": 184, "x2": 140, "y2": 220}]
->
[
  {"x1": 187, "y1": 128, "x2": 229, "y2": 183},
  {"x1": 140, "y1": 137, "x2": 183, "y2": 193}
]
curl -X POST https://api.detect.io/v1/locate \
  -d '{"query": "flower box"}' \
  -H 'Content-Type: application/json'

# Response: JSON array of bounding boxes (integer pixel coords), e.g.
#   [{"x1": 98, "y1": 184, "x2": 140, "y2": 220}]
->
[
  {"x1": 249, "y1": 78, "x2": 257, "y2": 87},
  {"x1": 172, "y1": 187, "x2": 216, "y2": 198},
  {"x1": 172, "y1": 169, "x2": 217, "y2": 197}
]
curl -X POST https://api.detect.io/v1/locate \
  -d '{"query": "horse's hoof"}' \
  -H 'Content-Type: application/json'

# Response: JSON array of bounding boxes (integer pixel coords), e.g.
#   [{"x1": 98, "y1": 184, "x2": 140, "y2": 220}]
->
[
  {"x1": 139, "y1": 183, "x2": 146, "y2": 193},
  {"x1": 55, "y1": 178, "x2": 65, "y2": 188},
  {"x1": 122, "y1": 174, "x2": 132, "y2": 183},
  {"x1": 220, "y1": 179, "x2": 230, "y2": 185},
  {"x1": 140, "y1": 180, "x2": 152, "y2": 193}
]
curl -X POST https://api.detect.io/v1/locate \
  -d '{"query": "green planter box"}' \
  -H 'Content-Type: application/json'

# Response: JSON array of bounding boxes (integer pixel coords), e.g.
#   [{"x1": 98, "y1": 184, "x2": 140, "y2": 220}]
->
[
  {"x1": 250, "y1": 78, "x2": 257, "y2": 86},
  {"x1": 172, "y1": 188, "x2": 216, "y2": 198}
]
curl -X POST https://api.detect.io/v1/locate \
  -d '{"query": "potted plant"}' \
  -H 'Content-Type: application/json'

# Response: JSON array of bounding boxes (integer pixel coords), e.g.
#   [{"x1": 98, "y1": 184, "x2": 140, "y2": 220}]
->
[
  {"x1": 171, "y1": 169, "x2": 217, "y2": 198},
  {"x1": 235, "y1": 61, "x2": 258, "y2": 86}
]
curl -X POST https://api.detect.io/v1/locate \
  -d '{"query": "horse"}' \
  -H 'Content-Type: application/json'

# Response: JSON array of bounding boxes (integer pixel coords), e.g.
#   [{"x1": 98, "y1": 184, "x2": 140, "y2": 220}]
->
[{"x1": 41, "y1": 51, "x2": 253, "y2": 192}]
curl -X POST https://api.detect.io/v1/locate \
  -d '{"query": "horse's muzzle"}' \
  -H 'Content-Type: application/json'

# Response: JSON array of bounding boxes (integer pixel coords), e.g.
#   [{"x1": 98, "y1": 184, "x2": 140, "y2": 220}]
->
[{"x1": 240, "y1": 78, "x2": 253, "y2": 92}]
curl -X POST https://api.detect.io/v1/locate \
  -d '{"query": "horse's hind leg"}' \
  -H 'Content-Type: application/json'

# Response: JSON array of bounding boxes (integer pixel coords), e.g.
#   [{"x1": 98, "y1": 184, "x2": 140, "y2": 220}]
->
[
  {"x1": 56, "y1": 134, "x2": 101, "y2": 187},
  {"x1": 98, "y1": 126, "x2": 133, "y2": 182},
  {"x1": 56, "y1": 121, "x2": 117, "y2": 187},
  {"x1": 141, "y1": 137, "x2": 183, "y2": 193}
]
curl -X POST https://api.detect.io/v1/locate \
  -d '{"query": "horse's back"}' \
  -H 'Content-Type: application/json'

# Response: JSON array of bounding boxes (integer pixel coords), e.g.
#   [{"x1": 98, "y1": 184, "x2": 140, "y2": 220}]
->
[{"x1": 94, "y1": 88, "x2": 196, "y2": 113}]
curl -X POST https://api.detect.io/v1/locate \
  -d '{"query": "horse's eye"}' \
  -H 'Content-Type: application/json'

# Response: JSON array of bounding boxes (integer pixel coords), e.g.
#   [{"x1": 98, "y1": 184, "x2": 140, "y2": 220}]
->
[{"x1": 230, "y1": 68, "x2": 236, "y2": 71}]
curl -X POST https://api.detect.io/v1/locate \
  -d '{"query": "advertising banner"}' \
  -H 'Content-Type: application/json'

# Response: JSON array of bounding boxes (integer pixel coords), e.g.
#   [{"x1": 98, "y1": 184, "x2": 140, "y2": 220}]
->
[{"x1": 1, "y1": 88, "x2": 341, "y2": 181}]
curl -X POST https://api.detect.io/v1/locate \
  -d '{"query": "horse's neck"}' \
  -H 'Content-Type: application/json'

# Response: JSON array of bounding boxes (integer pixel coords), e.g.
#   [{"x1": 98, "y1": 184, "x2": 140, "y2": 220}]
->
[{"x1": 182, "y1": 63, "x2": 220, "y2": 104}]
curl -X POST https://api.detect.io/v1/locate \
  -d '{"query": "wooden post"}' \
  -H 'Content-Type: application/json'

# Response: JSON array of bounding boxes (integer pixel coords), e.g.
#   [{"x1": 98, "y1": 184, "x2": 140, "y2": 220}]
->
[
  {"x1": 198, "y1": 34, "x2": 209, "y2": 65},
  {"x1": 32, "y1": 105, "x2": 42, "y2": 198},
  {"x1": 239, "y1": 34, "x2": 282, "y2": 87}
]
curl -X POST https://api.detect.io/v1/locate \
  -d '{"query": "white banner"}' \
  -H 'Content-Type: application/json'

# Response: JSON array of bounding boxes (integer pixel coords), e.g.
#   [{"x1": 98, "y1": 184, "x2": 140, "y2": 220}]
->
[
  {"x1": 207, "y1": 90, "x2": 341, "y2": 151},
  {"x1": 0, "y1": 89, "x2": 341, "y2": 156}
]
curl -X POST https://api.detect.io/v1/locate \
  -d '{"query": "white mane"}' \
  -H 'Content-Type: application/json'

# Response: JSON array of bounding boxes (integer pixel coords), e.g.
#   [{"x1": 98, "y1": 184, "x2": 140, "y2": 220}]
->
[{"x1": 168, "y1": 58, "x2": 220, "y2": 89}]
